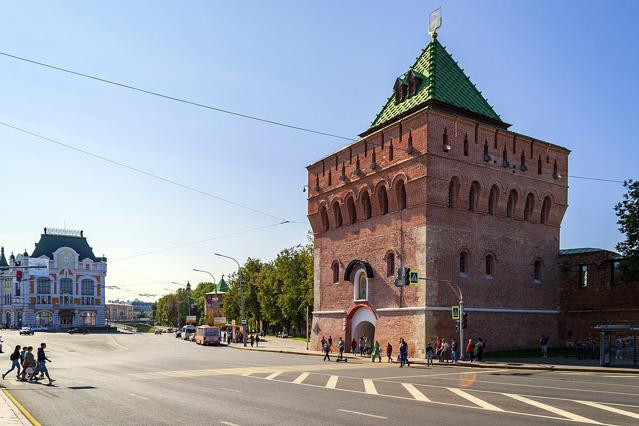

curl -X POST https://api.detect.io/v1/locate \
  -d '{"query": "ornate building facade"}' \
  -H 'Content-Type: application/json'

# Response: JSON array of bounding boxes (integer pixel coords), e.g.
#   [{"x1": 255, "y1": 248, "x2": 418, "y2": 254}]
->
[
  {"x1": 307, "y1": 32, "x2": 569, "y2": 355},
  {"x1": 0, "y1": 228, "x2": 107, "y2": 329}
]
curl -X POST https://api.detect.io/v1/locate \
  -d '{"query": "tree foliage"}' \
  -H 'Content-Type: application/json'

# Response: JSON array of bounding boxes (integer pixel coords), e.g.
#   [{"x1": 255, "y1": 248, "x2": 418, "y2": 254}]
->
[{"x1": 615, "y1": 180, "x2": 639, "y2": 280}]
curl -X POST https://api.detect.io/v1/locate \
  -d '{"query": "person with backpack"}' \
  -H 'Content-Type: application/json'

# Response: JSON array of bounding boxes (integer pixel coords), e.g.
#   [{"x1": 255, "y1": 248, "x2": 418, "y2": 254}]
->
[
  {"x1": 2, "y1": 345, "x2": 21, "y2": 380},
  {"x1": 426, "y1": 342, "x2": 434, "y2": 366},
  {"x1": 20, "y1": 346, "x2": 36, "y2": 382}
]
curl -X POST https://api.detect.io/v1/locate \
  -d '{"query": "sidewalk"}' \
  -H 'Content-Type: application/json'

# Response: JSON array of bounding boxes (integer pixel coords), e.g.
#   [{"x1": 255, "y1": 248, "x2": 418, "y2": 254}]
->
[
  {"x1": 228, "y1": 338, "x2": 639, "y2": 374},
  {"x1": 0, "y1": 389, "x2": 33, "y2": 425}
]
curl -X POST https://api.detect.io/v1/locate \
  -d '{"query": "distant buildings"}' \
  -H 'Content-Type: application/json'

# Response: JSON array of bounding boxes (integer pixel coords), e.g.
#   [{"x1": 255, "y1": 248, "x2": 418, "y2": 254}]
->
[
  {"x1": 105, "y1": 302, "x2": 135, "y2": 322},
  {"x1": 0, "y1": 228, "x2": 107, "y2": 329}
]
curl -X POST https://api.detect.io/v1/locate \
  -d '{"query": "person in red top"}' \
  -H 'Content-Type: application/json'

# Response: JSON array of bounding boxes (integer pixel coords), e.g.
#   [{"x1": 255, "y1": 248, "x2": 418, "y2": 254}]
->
[
  {"x1": 465, "y1": 338, "x2": 475, "y2": 362},
  {"x1": 435, "y1": 336, "x2": 442, "y2": 362},
  {"x1": 350, "y1": 338, "x2": 357, "y2": 356}
]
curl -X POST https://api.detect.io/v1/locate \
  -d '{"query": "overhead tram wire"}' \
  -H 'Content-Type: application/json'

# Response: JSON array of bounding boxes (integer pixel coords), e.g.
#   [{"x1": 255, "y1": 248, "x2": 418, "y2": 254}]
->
[
  {"x1": 110, "y1": 221, "x2": 288, "y2": 262},
  {"x1": 0, "y1": 51, "x2": 355, "y2": 143},
  {"x1": 0, "y1": 120, "x2": 301, "y2": 223},
  {"x1": 0, "y1": 54, "x2": 624, "y2": 184}
]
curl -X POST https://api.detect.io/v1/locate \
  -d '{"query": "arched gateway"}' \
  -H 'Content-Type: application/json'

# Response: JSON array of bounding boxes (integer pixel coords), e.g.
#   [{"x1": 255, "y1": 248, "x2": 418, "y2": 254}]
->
[{"x1": 349, "y1": 306, "x2": 376, "y2": 347}]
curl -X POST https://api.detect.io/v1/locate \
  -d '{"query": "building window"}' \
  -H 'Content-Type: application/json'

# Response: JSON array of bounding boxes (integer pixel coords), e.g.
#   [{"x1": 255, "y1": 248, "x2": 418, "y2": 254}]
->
[
  {"x1": 378, "y1": 185, "x2": 389, "y2": 215},
  {"x1": 488, "y1": 186, "x2": 499, "y2": 215},
  {"x1": 524, "y1": 193, "x2": 535, "y2": 222},
  {"x1": 448, "y1": 178, "x2": 459, "y2": 208},
  {"x1": 611, "y1": 261, "x2": 621, "y2": 286},
  {"x1": 35, "y1": 311, "x2": 53, "y2": 327},
  {"x1": 14, "y1": 281, "x2": 20, "y2": 297},
  {"x1": 459, "y1": 252, "x2": 468, "y2": 275},
  {"x1": 346, "y1": 196, "x2": 357, "y2": 225},
  {"x1": 331, "y1": 261, "x2": 339, "y2": 284},
  {"x1": 361, "y1": 190, "x2": 372, "y2": 219},
  {"x1": 485, "y1": 255, "x2": 494, "y2": 277},
  {"x1": 354, "y1": 270, "x2": 368, "y2": 301},
  {"x1": 389, "y1": 141, "x2": 394, "y2": 161},
  {"x1": 80, "y1": 311, "x2": 96, "y2": 327},
  {"x1": 386, "y1": 253, "x2": 395, "y2": 276},
  {"x1": 469, "y1": 181, "x2": 480, "y2": 212},
  {"x1": 463, "y1": 135, "x2": 469, "y2": 156},
  {"x1": 396, "y1": 180, "x2": 407, "y2": 210},
  {"x1": 81, "y1": 279, "x2": 95, "y2": 305},
  {"x1": 332, "y1": 202, "x2": 343, "y2": 228},
  {"x1": 60, "y1": 278, "x2": 73, "y2": 305},
  {"x1": 36, "y1": 277, "x2": 52, "y2": 304},
  {"x1": 537, "y1": 155, "x2": 542, "y2": 174},
  {"x1": 541, "y1": 197, "x2": 551, "y2": 224},
  {"x1": 507, "y1": 190, "x2": 518, "y2": 218},
  {"x1": 319, "y1": 206, "x2": 330, "y2": 232},
  {"x1": 534, "y1": 260, "x2": 542, "y2": 282},
  {"x1": 579, "y1": 265, "x2": 588, "y2": 288}
]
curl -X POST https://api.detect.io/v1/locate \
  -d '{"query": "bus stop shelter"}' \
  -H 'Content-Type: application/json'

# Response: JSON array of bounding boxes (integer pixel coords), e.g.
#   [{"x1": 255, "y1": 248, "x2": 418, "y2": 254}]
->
[{"x1": 594, "y1": 324, "x2": 638, "y2": 368}]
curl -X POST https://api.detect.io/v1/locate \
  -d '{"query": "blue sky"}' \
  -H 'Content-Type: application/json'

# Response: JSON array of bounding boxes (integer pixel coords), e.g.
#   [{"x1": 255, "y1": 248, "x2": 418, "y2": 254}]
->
[{"x1": 0, "y1": 1, "x2": 636, "y2": 301}]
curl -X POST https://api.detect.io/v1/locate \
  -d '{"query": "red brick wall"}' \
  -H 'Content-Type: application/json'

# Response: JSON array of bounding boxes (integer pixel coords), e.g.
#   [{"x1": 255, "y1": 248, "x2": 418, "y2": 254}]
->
[
  {"x1": 308, "y1": 107, "x2": 570, "y2": 354},
  {"x1": 558, "y1": 251, "x2": 639, "y2": 341}
]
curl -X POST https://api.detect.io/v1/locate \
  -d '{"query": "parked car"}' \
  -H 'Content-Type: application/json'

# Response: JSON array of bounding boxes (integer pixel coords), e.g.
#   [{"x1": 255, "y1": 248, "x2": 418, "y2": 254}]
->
[
  {"x1": 19, "y1": 327, "x2": 34, "y2": 335},
  {"x1": 68, "y1": 327, "x2": 89, "y2": 335},
  {"x1": 181, "y1": 325, "x2": 196, "y2": 341}
]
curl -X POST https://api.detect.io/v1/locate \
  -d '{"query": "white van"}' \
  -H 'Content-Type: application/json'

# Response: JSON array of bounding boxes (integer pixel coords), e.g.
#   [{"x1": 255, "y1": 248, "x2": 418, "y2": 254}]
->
[{"x1": 181, "y1": 325, "x2": 196, "y2": 341}]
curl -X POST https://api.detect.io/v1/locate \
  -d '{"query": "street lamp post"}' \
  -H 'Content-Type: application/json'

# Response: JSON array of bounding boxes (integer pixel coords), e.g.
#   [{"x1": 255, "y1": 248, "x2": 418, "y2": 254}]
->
[
  {"x1": 192, "y1": 269, "x2": 217, "y2": 295},
  {"x1": 214, "y1": 253, "x2": 246, "y2": 347}
]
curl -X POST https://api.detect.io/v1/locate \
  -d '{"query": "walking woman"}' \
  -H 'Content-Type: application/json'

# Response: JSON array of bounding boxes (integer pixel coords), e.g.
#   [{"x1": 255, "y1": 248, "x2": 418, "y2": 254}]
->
[{"x1": 2, "y1": 345, "x2": 21, "y2": 380}]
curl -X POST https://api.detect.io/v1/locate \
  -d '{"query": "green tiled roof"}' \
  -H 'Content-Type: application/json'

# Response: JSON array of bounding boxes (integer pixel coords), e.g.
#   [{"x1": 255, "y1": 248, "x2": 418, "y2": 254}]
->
[
  {"x1": 217, "y1": 277, "x2": 229, "y2": 294},
  {"x1": 369, "y1": 37, "x2": 501, "y2": 130},
  {"x1": 32, "y1": 233, "x2": 103, "y2": 261}
]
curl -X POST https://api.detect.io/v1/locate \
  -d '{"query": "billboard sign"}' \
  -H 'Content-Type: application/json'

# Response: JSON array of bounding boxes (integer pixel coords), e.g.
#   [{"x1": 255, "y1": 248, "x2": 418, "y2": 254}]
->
[
  {"x1": 186, "y1": 315, "x2": 197, "y2": 325},
  {"x1": 28, "y1": 258, "x2": 49, "y2": 277}
]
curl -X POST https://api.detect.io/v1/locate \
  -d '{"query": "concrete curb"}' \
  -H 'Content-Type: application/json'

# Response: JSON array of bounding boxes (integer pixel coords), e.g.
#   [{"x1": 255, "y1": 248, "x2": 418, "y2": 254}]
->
[
  {"x1": 0, "y1": 389, "x2": 37, "y2": 425},
  {"x1": 227, "y1": 345, "x2": 639, "y2": 374}
]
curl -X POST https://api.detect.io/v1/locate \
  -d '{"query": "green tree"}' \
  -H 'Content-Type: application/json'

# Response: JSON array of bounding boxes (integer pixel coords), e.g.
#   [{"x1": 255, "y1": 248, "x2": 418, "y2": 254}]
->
[{"x1": 615, "y1": 179, "x2": 639, "y2": 280}]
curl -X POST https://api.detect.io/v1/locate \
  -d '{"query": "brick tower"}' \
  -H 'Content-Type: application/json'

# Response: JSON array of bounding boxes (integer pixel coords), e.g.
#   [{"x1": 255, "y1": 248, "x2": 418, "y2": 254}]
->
[{"x1": 307, "y1": 29, "x2": 569, "y2": 355}]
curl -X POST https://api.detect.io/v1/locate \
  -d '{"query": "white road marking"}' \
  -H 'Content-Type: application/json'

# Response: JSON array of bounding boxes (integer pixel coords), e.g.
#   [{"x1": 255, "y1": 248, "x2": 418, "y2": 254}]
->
[
  {"x1": 363, "y1": 379, "x2": 378, "y2": 395},
  {"x1": 128, "y1": 393, "x2": 149, "y2": 400},
  {"x1": 338, "y1": 409, "x2": 387, "y2": 419},
  {"x1": 402, "y1": 383, "x2": 430, "y2": 401},
  {"x1": 575, "y1": 400, "x2": 639, "y2": 420},
  {"x1": 265, "y1": 371, "x2": 282, "y2": 380},
  {"x1": 377, "y1": 369, "x2": 508, "y2": 380},
  {"x1": 326, "y1": 375, "x2": 338, "y2": 389},
  {"x1": 504, "y1": 393, "x2": 602, "y2": 424},
  {"x1": 220, "y1": 421, "x2": 240, "y2": 426},
  {"x1": 292, "y1": 372, "x2": 310, "y2": 384},
  {"x1": 448, "y1": 388, "x2": 504, "y2": 411},
  {"x1": 219, "y1": 388, "x2": 242, "y2": 393}
]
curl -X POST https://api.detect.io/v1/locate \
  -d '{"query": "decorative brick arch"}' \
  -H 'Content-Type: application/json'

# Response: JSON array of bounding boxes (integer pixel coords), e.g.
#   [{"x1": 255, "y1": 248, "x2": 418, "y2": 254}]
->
[{"x1": 390, "y1": 172, "x2": 409, "y2": 189}]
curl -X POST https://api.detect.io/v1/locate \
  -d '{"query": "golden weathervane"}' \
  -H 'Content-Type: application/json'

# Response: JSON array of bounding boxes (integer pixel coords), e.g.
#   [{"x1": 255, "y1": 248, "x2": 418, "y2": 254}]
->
[{"x1": 429, "y1": 7, "x2": 442, "y2": 38}]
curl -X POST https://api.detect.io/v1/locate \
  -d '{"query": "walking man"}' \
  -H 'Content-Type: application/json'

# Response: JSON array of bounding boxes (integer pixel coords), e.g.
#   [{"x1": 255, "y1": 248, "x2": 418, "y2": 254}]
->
[
  {"x1": 540, "y1": 335, "x2": 549, "y2": 358},
  {"x1": 322, "y1": 340, "x2": 331, "y2": 362},
  {"x1": 386, "y1": 342, "x2": 393, "y2": 363},
  {"x1": 451, "y1": 338, "x2": 457, "y2": 364},
  {"x1": 36, "y1": 343, "x2": 54, "y2": 385},
  {"x1": 328, "y1": 336, "x2": 333, "y2": 353},
  {"x1": 337, "y1": 337, "x2": 345, "y2": 361}
]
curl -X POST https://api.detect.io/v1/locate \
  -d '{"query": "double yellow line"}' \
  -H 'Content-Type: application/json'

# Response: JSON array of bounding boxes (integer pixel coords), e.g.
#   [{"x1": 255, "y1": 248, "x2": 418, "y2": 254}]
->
[{"x1": 2, "y1": 389, "x2": 41, "y2": 426}]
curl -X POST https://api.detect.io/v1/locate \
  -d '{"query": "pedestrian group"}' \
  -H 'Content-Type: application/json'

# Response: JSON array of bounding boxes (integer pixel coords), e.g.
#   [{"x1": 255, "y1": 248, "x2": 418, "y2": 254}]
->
[{"x1": 3, "y1": 342, "x2": 54, "y2": 385}]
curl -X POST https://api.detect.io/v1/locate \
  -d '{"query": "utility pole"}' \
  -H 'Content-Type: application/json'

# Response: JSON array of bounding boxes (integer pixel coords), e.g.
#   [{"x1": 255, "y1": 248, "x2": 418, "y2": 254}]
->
[
  {"x1": 306, "y1": 304, "x2": 309, "y2": 351},
  {"x1": 215, "y1": 253, "x2": 247, "y2": 347}
]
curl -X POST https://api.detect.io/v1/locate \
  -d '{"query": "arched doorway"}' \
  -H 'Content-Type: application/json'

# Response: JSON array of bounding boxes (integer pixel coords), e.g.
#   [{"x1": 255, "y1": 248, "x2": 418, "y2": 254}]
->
[
  {"x1": 5, "y1": 312, "x2": 10, "y2": 328},
  {"x1": 60, "y1": 311, "x2": 74, "y2": 327},
  {"x1": 350, "y1": 306, "x2": 376, "y2": 349}
]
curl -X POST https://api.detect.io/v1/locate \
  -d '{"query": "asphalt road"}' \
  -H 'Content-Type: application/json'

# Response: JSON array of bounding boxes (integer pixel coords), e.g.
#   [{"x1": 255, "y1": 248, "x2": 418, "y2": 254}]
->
[{"x1": 0, "y1": 330, "x2": 638, "y2": 426}]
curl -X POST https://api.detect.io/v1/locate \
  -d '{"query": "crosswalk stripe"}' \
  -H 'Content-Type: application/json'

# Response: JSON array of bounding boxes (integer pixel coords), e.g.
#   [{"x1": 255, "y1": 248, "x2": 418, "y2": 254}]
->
[
  {"x1": 363, "y1": 379, "x2": 377, "y2": 395},
  {"x1": 293, "y1": 372, "x2": 310, "y2": 384},
  {"x1": 575, "y1": 400, "x2": 639, "y2": 420},
  {"x1": 504, "y1": 393, "x2": 601, "y2": 424},
  {"x1": 402, "y1": 383, "x2": 430, "y2": 402},
  {"x1": 326, "y1": 375, "x2": 338, "y2": 389},
  {"x1": 265, "y1": 371, "x2": 282, "y2": 380},
  {"x1": 448, "y1": 388, "x2": 504, "y2": 411}
]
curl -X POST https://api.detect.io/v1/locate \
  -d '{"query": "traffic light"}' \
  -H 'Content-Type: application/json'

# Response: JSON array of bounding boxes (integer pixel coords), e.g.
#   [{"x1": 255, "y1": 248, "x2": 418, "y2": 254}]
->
[
  {"x1": 403, "y1": 267, "x2": 410, "y2": 286},
  {"x1": 462, "y1": 313, "x2": 468, "y2": 329},
  {"x1": 455, "y1": 320, "x2": 460, "y2": 331},
  {"x1": 16, "y1": 270, "x2": 22, "y2": 282}
]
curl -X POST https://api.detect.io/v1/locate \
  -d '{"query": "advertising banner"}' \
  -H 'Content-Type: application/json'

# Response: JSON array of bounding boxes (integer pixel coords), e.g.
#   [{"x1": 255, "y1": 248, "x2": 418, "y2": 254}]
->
[{"x1": 28, "y1": 258, "x2": 49, "y2": 277}]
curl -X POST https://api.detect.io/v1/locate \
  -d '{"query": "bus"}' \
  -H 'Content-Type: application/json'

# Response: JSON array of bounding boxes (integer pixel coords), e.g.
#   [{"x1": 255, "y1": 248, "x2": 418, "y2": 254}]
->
[{"x1": 194, "y1": 325, "x2": 221, "y2": 346}]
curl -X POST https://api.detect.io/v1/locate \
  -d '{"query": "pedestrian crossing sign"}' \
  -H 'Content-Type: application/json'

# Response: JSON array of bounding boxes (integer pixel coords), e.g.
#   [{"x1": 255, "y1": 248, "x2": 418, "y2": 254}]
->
[
  {"x1": 452, "y1": 305, "x2": 460, "y2": 320},
  {"x1": 409, "y1": 269, "x2": 419, "y2": 285}
]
